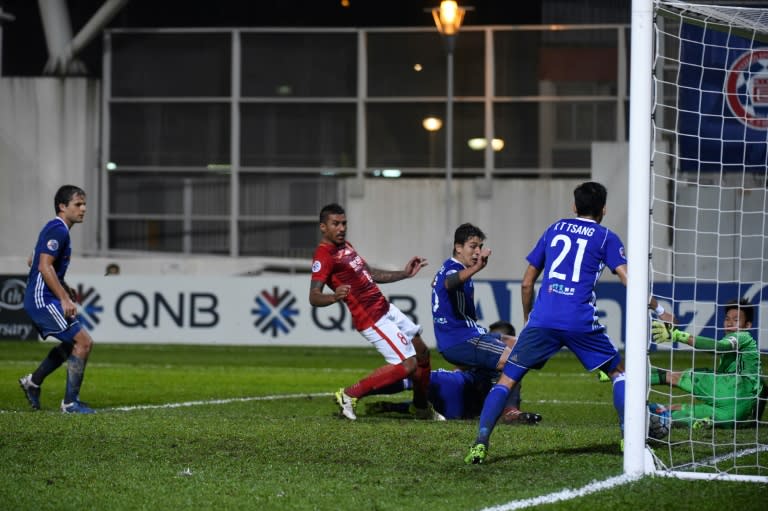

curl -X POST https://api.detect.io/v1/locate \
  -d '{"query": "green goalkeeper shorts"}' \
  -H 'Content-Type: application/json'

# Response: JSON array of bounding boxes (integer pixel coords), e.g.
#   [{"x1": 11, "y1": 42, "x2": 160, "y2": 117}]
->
[{"x1": 674, "y1": 369, "x2": 757, "y2": 425}]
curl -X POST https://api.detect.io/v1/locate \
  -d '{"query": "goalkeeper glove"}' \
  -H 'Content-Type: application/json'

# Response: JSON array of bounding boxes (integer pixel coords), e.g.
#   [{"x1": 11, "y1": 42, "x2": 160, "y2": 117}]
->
[{"x1": 650, "y1": 320, "x2": 690, "y2": 344}]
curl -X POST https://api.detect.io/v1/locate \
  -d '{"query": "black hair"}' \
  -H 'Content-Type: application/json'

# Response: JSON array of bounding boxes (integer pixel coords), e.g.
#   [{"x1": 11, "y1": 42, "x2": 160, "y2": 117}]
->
[
  {"x1": 725, "y1": 298, "x2": 754, "y2": 325},
  {"x1": 488, "y1": 320, "x2": 515, "y2": 336},
  {"x1": 319, "y1": 203, "x2": 345, "y2": 223},
  {"x1": 453, "y1": 223, "x2": 486, "y2": 246},
  {"x1": 54, "y1": 185, "x2": 86, "y2": 215},
  {"x1": 573, "y1": 181, "x2": 607, "y2": 218}
]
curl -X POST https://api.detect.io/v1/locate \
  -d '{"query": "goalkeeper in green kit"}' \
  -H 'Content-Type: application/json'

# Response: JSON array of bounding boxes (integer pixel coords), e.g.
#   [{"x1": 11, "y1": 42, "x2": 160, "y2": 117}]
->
[{"x1": 650, "y1": 299, "x2": 763, "y2": 427}]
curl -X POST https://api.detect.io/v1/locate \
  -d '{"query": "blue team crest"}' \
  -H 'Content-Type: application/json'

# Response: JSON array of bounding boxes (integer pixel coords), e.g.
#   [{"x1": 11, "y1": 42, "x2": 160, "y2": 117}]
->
[
  {"x1": 46, "y1": 239, "x2": 59, "y2": 251},
  {"x1": 725, "y1": 48, "x2": 768, "y2": 130},
  {"x1": 312, "y1": 261, "x2": 321, "y2": 272}
]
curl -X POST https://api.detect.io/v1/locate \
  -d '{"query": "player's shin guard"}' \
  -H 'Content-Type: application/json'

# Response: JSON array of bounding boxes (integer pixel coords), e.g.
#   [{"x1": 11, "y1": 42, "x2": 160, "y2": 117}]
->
[
  {"x1": 63, "y1": 355, "x2": 87, "y2": 404},
  {"x1": 476, "y1": 384, "x2": 510, "y2": 446},
  {"x1": 346, "y1": 363, "x2": 410, "y2": 399},
  {"x1": 411, "y1": 351, "x2": 431, "y2": 409},
  {"x1": 611, "y1": 372, "x2": 626, "y2": 432},
  {"x1": 32, "y1": 343, "x2": 73, "y2": 386}
]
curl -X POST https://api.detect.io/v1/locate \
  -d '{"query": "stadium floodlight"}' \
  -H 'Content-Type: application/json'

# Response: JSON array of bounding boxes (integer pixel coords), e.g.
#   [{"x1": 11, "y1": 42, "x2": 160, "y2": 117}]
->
[
  {"x1": 431, "y1": 0, "x2": 465, "y2": 36},
  {"x1": 430, "y1": 1, "x2": 471, "y2": 254},
  {"x1": 627, "y1": 0, "x2": 768, "y2": 483}
]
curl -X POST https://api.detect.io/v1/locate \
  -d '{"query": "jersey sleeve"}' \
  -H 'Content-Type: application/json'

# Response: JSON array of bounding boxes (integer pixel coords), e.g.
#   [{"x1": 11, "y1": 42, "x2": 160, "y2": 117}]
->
[
  {"x1": 734, "y1": 331, "x2": 757, "y2": 352},
  {"x1": 311, "y1": 246, "x2": 331, "y2": 285},
  {"x1": 603, "y1": 230, "x2": 627, "y2": 272},
  {"x1": 695, "y1": 332, "x2": 755, "y2": 352},
  {"x1": 39, "y1": 222, "x2": 68, "y2": 258}
]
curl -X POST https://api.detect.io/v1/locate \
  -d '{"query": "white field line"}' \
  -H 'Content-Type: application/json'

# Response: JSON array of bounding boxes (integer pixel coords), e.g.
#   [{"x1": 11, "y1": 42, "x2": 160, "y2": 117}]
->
[
  {"x1": 0, "y1": 390, "x2": 611, "y2": 413},
  {"x1": 478, "y1": 473, "x2": 643, "y2": 511},
  {"x1": 109, "y1": 392, "x2": 333, "y2": 411},
  {"x1": 106, "y1": 396, "x2": 610, "y2": 412},
  {"x1": 479, "y1": 441, "x2": 768, "y2": 510},
  {"x1": 674, "y1": 444, "x2": 768, "y2": 471}
]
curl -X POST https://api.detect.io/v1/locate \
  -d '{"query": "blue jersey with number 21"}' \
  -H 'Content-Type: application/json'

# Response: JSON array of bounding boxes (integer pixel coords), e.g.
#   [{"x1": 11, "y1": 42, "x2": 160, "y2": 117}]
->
[{"x1": 526, "y1": 217, "x2": 625, "y2": 333}]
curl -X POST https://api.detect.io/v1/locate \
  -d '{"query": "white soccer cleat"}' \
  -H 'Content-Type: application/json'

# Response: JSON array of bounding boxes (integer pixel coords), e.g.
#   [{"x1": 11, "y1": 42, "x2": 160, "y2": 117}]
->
[{"x1": 334, "y1": 388, "x2": 357, "y2": 420}]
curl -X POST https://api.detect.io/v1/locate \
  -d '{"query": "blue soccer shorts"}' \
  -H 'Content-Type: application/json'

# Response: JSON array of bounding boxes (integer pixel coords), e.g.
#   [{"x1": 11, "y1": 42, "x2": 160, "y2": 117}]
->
[
  {"x1": 25, "y1": 301, "x2": 82, "y2": 343},
  {"x1": 503, "y1": 326, "x2": 619, "y2": 381},
  {"x1": 440, "y1": 332, "x2": 508, "y2": 372}
]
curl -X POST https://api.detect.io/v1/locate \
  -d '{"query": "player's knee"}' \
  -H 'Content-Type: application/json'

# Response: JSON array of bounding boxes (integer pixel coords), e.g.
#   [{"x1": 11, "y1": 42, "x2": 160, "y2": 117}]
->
[
  {"x1": 73, "y1": 332, "x2": 94, "y2": 355},
  {"x1": 502, "y1": 362, "x2": 527, "y2": 383},
  {"x1": 600, "y1": 354, "x2": 623, "y2": 375}
]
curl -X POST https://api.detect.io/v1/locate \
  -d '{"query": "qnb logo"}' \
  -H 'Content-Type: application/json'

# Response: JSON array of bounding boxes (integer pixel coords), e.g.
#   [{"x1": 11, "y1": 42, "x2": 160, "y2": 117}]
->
[
  {"x1": 0, "y1": 279, "x2": 26, "y2": 311},
  {"x1": 251, "y1": 286, "x2": 299, "y2": 337},
  {"x1": 75, "y1": 284, "x2": 104, "y2": 331}
]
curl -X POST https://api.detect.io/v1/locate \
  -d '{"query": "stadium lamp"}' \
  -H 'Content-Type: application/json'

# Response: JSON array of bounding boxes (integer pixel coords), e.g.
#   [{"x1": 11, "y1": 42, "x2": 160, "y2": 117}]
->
[
  {"x1": 432, "y1": 1, "x2": 465, "y2": 36},
  {"x1": 467, "y1": 138, "x2": 504, "y2": 151},
  {"x1": 422, "y1": 116, "x2": 443, "y2": 132},
  {"x1": 430, "y1": 1, "x2": 472, "y2": 254}
]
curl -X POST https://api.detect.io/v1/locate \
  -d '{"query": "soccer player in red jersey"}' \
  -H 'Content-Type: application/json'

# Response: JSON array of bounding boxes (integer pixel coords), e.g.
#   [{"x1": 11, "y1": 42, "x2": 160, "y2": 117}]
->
[{"x1": 310, "y1": 203, "x2": 442, "y2": 420}]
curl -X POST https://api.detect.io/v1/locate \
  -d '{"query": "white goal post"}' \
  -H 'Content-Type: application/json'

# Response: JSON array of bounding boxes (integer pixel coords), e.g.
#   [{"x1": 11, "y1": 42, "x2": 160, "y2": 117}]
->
[{"x1": 626, "y1": 0, "x2": 768, "y2": 482}]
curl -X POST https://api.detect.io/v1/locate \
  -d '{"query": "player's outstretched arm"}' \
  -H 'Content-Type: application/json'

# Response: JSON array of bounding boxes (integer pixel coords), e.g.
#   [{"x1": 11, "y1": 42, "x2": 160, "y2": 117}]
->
[
  {"x1": 648, "y1": 296, "x2": 675, "y2": 324},
  {"x1": 403, "y1": 256, "x2": 428, "y2": 277},
  {"x1": 369, "y1": 257, "x2": 427, "y2": 283}
]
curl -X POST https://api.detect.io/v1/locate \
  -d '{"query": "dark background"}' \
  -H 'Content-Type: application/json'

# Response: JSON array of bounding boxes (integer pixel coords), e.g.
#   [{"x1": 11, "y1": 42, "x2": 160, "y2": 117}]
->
[{"x1": 0, "y1": 0, "x2": 547, "y2": 77}]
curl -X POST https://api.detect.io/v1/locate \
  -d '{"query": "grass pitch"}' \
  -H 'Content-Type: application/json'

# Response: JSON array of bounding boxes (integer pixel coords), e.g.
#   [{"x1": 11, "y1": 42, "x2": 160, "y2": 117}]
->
[{"x1": 0, "y1": 341, "x2": 766, "y2": 510}]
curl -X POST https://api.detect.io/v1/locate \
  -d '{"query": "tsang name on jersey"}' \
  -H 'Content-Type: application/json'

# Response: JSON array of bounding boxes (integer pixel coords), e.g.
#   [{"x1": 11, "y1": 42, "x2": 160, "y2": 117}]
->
[{"x1": 554, "y1": 221, "x2": 596, "y2": 237}]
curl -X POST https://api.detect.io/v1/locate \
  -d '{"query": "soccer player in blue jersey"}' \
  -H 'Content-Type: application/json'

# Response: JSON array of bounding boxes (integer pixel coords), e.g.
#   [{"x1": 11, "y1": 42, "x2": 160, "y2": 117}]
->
[
  {"x1": 18, "y1": 185, "x2": 96, "y2": 414},
  {"x1": 431, "y1": 223, "x2": 541, "y2": 425},
  {"x1": 363, "y1": 367, "x2": 494, "y2": 420},
  {"x1": 465, "y1": 181, "x2": 628, "y2": 464},
  {"x1": 366, "y1": 322, "x2": 542, "y2": 423}
]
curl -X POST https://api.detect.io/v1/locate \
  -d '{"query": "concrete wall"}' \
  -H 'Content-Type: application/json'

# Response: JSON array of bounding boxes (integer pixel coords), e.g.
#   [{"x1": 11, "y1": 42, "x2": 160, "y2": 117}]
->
[{"x1": 0, "y1": 77, "x2": 100, "y2": 265}]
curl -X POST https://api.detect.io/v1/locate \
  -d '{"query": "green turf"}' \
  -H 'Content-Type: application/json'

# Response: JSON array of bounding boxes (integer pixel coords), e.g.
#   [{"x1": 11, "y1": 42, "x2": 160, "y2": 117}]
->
[{"x1": 1, "y1": 341, "x2": 766, "y2": 510}]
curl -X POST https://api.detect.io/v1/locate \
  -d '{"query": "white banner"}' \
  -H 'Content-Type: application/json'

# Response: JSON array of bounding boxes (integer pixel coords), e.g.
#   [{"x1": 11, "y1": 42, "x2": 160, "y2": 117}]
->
[
  {"x1": 18, "y1": 275, "x2": 765, "y2": 352},
  {"x1": 68, "y1": 275, "x2": 456, "y2": 346}
]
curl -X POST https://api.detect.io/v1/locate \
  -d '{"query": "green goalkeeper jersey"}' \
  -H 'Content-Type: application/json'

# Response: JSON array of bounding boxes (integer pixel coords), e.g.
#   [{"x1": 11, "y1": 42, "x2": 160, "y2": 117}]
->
[{"x1": 693, "y1": 331, "x2": 762, "y2": 395}]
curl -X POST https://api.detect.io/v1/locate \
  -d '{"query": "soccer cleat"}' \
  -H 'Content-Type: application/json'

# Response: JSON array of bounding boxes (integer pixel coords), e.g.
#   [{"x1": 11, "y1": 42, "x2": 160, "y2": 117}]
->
[
  {"x1": 499, "y1": 407, "x2": 542, "y2": 425},
  {"x1": 60, "y1": 400, "x2": 96, "y2": 414},
  {"x1": 411, "y1": 403, "x2": 447, "y2": 421},
  {"x1": 598, "y1": 371, "x2": 611, "y2": 382},
  {"x1": 334, "y1": 388, "x2": 357, "y2": 420},
  {"x1": 18, "y1": 374, "x2": 41, "y2": 410},
  {"x1": 464, "y1": 443, "x2": 487, "y2": 465}
]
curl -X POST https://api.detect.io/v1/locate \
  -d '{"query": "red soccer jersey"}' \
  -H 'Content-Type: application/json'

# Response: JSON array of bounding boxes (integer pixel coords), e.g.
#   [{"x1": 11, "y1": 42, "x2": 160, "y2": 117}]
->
[{"x1": 311, "y1": 241, "x2": 389, "y2": 330}]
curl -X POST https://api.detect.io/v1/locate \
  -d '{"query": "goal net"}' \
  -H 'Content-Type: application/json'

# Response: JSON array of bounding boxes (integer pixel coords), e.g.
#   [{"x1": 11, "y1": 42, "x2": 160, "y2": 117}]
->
[{"x1": 645, "y1": 0, "x2": 768, "y2": 482}]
